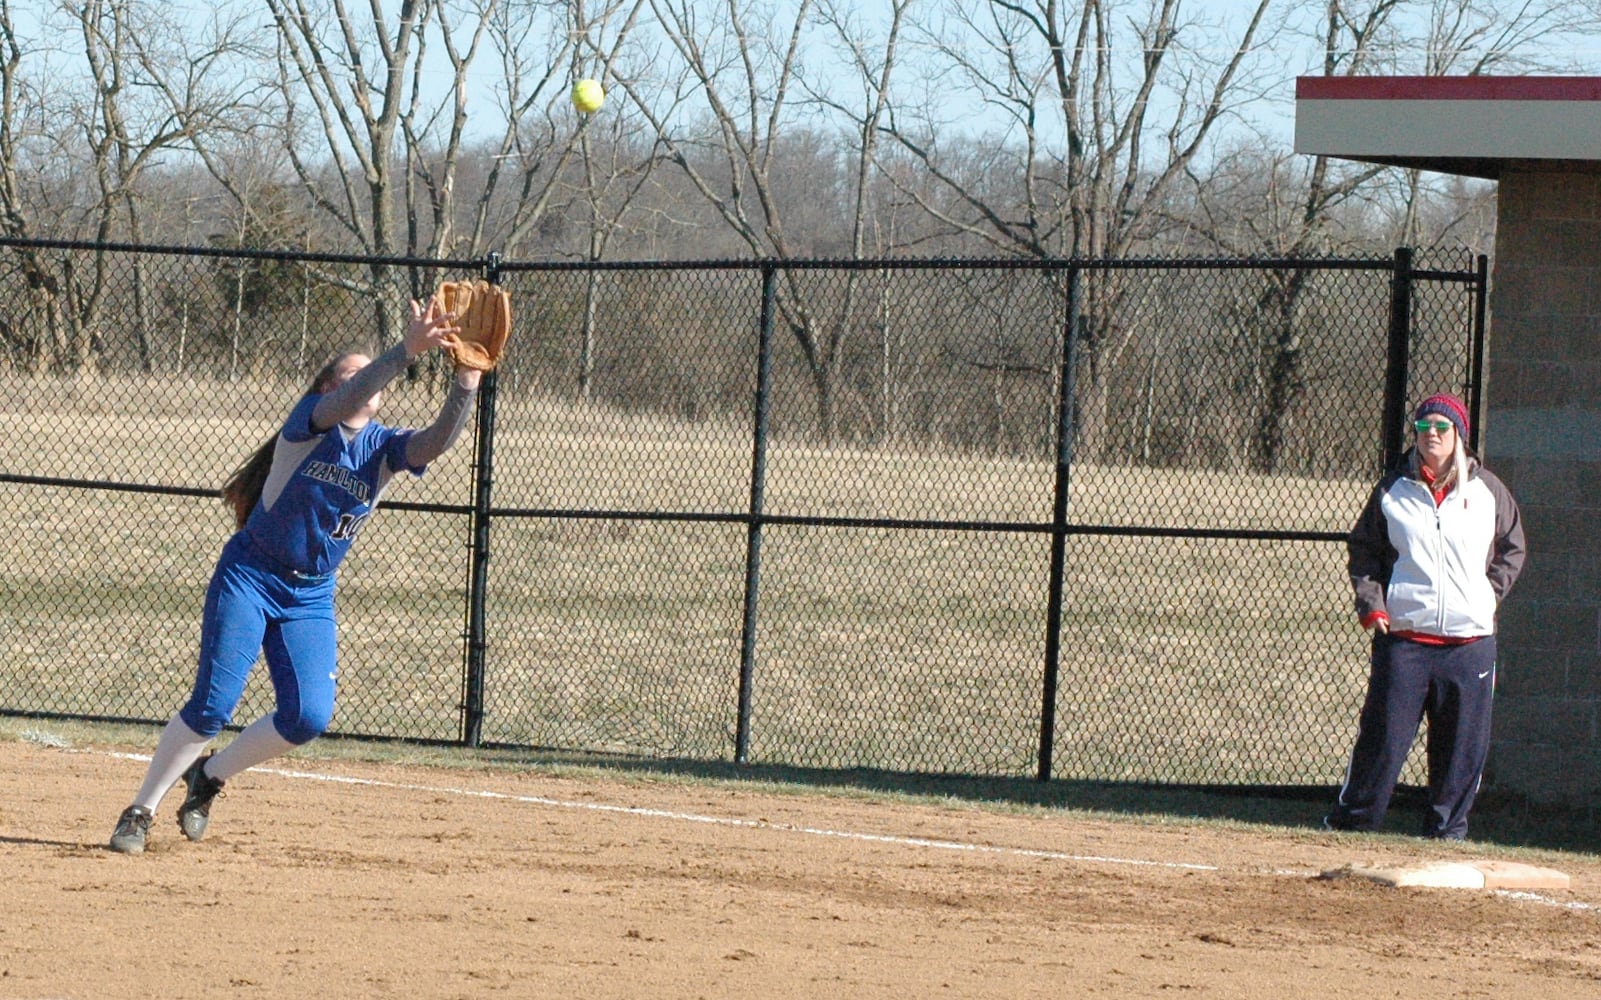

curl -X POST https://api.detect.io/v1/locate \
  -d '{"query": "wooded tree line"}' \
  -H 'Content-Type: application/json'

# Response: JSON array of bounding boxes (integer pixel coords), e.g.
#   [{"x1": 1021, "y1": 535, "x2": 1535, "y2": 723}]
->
[{"x1": 0, "y1": 0, "x2": 1595, "y2": 471}]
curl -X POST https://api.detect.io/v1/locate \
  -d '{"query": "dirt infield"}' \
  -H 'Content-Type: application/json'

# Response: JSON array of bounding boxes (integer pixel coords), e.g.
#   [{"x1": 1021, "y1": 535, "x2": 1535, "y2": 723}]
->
[{"x1": 2, "y1": 739, "x2": 1598, "y2": 999}]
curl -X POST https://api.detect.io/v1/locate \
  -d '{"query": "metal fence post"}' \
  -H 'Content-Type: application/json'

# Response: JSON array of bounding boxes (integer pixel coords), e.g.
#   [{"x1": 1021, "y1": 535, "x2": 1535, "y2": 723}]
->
[
  {"x1": 460, "y1": 253, "x2": 503, "y2": 747},
  {"x1": 735, "y1": 262, "x2": 778, "y2": 764},
  {"x1": 1381, "y1": 247, "x2": 1414, "y2": 471},
  {"x1": 1467, "y1": 253, "x2": 1489, "y2": 453},
  {"x1": 1038, "y1": 264, "x2": 1079, "y2": 782}
]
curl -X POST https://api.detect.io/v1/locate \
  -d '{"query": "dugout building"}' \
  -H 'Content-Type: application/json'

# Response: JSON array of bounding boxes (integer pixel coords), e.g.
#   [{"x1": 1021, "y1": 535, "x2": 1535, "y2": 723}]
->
[{"x1": 1297, "y1": 75, "x2": 1601, "y2": 817}]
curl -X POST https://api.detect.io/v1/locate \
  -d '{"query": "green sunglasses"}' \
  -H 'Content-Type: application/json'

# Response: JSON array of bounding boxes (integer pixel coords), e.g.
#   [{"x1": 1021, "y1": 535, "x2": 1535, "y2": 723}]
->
[{"x1": 1413, "y1": 419, "x2": 1454, "y2": 434}]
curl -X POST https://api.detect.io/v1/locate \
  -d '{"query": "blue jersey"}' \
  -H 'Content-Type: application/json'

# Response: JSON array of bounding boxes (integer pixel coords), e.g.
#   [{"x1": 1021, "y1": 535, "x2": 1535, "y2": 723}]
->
[{"x1": 240, "y1": 393, "x2": 421, "y2": 577}]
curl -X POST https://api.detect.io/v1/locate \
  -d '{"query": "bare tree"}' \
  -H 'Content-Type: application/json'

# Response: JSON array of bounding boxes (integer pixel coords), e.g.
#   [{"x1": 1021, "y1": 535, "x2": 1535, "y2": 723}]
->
[
  {"x1": 1176, "y1": 0, "x2": 1601, "y2": 471},
  {"x1": 94, "y1": 2, "x2": 264, "y2": 373},
  {"x1": 258, "y1": 0, "x2": 452, "y2": 346},
  {"x1": 798, "y1": 0, "x2": 919, "y2": 443},
  {"x1": 199, "y1": 0, "x2": 583, "y2": 341},
  {"x1": 563, "y1": 0, "x2": 673, "y2": 400},
  {"x1": 400, "y1": 0, "x2": 502, "y2": 266},
  {"x1": 1179, "y1": 0, "x2": 1402, "y2": 472},
  {"x1": 0, "y1": 1, "x2": 257, "y2": 374},
  {"x1": 0, "y1": 0, "x2": 73, "y2": 372},
  {"x1": 618, "y1": 0, "x2": 913, "y2": 440},
  {"x1": 471, "y1": 1, "x2": 593, "y2": 258},
  {"x1": 880, "y1": 0, "x2": 1280, "y2": 459}
]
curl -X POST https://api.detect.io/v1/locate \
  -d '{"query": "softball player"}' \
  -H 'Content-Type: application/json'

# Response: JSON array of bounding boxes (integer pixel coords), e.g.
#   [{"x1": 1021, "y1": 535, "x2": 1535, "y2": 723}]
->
[{"x1": 109, "y1": 295, "x2": 476, "y2": 854}]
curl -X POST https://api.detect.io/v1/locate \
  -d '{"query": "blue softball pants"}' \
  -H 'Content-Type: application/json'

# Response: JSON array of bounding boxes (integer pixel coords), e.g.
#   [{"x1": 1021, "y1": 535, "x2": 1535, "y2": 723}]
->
[
  {"x1": 178, "y1": 533, "x2": 339, "y2": 745},
  {"x1": 1328, "y1": 632, "x2": 1497, "y2": 840}
]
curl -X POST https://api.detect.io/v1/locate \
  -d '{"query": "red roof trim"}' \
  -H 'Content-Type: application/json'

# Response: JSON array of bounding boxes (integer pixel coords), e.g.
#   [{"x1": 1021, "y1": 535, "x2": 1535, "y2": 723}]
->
[{"x1": 1296, "y1": 76, "x2": 1601, "y2": 102}]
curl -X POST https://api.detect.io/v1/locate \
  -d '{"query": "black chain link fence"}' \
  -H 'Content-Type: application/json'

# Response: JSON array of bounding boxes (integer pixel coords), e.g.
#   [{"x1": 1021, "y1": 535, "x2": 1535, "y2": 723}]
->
[{"x1": 0, "y1": 238, "x2": 1482, "y2": 786}]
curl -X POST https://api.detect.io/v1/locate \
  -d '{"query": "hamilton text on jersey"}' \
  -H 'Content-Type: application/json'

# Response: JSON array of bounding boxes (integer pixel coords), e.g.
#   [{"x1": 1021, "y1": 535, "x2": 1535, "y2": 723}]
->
[{"x1": 301, "y1": 460, "x2": 372, "y2": 504}]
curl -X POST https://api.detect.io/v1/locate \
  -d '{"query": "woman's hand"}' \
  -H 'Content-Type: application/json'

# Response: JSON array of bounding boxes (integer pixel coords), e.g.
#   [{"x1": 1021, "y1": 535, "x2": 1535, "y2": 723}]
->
[
  {"x1": 404, "y1": 294, "x2": 460, "y2": 359},
  {"x1": 455, "y1": 366, "x2": 482, "y2": 391}
]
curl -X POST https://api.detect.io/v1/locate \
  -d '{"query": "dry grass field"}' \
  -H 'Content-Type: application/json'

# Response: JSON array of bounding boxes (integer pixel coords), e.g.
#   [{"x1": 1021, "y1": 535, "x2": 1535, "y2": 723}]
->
[{"x1": 4, "y1": 373, "x2": 1384, "y2": 785}]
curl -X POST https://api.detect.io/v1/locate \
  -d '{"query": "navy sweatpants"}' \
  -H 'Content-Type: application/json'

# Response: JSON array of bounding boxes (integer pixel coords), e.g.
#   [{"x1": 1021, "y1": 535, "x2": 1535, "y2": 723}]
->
[{"x1": 1328, "y1": 633, "x2": 1497, "y2": 840}]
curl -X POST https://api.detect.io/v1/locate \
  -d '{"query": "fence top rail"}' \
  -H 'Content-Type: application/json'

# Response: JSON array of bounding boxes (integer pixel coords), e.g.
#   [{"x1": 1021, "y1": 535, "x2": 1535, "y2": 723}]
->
[{"x1": 0, "y1": 235, "x2": 1479, "y2": 278}]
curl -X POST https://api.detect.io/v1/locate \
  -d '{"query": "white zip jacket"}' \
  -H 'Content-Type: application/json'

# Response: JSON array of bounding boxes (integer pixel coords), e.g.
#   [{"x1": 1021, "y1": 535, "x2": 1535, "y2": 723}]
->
[{"x1": 1347, "y1": 451, "x2": 1526, "y2": 638}]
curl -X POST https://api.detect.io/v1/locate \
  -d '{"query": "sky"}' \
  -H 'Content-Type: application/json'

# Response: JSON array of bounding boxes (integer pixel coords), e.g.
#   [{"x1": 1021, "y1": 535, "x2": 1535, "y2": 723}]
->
[{"x1": 15, "y1": 1, "x2": 1601, "y2": 177}]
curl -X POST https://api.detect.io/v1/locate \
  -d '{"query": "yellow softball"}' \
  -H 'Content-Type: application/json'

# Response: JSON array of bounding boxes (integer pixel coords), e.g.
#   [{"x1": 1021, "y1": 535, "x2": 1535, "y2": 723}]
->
[{"x1": 571, "y1": 78, "x2": 605, "y2": 114}]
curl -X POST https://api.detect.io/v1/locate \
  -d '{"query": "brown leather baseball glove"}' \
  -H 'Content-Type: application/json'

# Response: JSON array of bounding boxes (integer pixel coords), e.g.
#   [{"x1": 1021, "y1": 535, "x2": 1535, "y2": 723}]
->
[{"x1": 438, "y1": 278, "x2": 512, "y2": 371}]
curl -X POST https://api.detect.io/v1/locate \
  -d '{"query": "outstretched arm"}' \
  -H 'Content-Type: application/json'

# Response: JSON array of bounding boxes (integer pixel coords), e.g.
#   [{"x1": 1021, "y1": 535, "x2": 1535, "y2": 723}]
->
[
  {"x1": 405, "y1": 367, "x2": 482, "y2": 467},
  {"x1": 311, "y1": 297, "x2": 458, "y2": 432}
]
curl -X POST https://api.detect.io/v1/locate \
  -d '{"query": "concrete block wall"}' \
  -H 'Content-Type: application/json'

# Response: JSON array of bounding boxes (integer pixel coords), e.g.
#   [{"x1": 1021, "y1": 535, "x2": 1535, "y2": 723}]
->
[{"x1": 1483, "y1": 170, "x2": 1601, "y2": 811}]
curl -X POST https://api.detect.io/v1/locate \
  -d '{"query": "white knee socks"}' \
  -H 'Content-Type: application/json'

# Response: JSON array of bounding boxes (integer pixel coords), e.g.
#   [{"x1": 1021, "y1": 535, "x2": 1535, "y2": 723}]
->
[
  {"x1": 204, "y1": 713, "x2": 296, "y2": 783},
  {"x1": 131, "y1": 715, "x2": 211, "y2": 812}
]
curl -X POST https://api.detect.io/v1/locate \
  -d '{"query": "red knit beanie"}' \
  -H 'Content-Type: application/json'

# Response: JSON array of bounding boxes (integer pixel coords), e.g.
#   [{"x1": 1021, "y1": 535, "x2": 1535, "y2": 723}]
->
[{"x1": 1414, "y1": 393, "x2": 1469, "y2": 440}]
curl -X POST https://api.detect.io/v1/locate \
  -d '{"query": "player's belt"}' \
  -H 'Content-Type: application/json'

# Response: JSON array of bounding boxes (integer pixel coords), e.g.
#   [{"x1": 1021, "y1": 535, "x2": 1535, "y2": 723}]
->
[{"x1": 238, "y1": 532, "x2": 334, "y2": 583}]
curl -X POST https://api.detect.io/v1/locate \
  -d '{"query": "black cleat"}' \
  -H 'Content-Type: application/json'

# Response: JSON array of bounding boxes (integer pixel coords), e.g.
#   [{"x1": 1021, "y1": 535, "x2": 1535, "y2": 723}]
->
[
  {"x1": 176, "y1": 753, "x2": 225, "y2": 842},
  {"x1": 109, "y1": 805, "x2": 153, "y2": 854}
]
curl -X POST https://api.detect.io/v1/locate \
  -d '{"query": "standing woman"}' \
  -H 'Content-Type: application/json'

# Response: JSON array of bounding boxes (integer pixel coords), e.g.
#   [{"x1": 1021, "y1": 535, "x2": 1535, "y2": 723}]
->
[
  {"x1": 1325, "y1": 393, "x2": 1526, "y2": 840},
  {"x1": 109, "y1": 294, "x2": 478, "y2": 853}
]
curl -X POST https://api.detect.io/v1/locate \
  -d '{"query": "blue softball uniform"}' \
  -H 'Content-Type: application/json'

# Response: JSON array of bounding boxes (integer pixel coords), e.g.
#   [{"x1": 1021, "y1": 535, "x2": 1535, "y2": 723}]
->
[{"x1": 179, "y1": 393, "x2": 424, "y2": 744}]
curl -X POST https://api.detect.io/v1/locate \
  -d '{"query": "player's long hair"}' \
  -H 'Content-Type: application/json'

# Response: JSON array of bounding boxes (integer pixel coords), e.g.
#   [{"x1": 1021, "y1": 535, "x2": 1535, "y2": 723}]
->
[
  {"x1": 220, "y1": 354, "x2": 355, "y2": 529},
  {"x1": 1415, "y1": 433, "x2": 1471, "y2": 499}
]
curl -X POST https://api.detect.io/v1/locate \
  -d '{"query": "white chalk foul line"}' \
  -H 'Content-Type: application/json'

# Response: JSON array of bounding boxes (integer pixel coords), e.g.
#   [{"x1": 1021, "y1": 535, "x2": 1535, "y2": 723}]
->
[
  {"x1": 100, "y1": 749, "x2": 1213, "y2": 872},
  {"x1": 1494, "y1": 890, "x2": 1599, "y2": 912},
  {"x1": 97, "y1": 748, "x2": 1601, "y2": 912},
  {"x1": 265, "y1": 762, "x2": 1221, "y2": 872}
]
